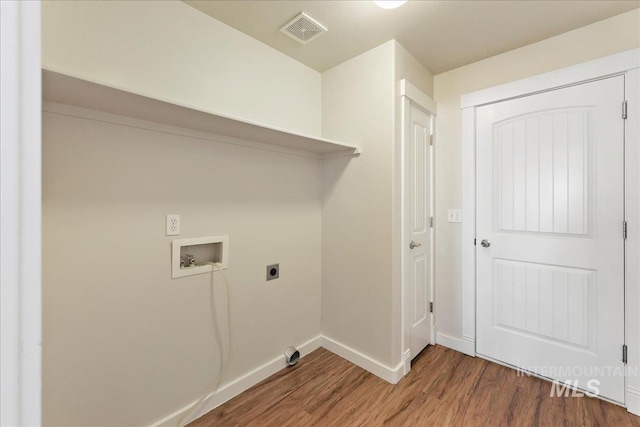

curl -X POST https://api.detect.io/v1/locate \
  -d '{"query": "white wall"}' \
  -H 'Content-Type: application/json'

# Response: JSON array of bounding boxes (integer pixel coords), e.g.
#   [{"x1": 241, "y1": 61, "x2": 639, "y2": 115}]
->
[
  {"x1": 321, "y1": 40, "x2": 433, "y2": 370},
  {"x1": 42, "y1": 108, "x2": 322, "y2": 426},
  {"x1": 321, "y1": 41, "x2": 396, "y2": 367},
  {"x1": 42, "y1": 0, "x2": 321, "y2": 136},
  {"x1": 41, "y1": 1, "x2": 324, "y2": 425},
  {"x1": 394, "y1": 42, "x2": 434, "y2": 99},
  {"x1": 433, "y1": 9, "x2": 640, "y2": 339}
]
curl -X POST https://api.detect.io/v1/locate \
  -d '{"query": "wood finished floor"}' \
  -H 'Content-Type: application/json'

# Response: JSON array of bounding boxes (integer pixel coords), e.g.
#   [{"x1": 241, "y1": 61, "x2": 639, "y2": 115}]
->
[{"x1": 189, "y1": 345, "x2": 640, "y2": 427}]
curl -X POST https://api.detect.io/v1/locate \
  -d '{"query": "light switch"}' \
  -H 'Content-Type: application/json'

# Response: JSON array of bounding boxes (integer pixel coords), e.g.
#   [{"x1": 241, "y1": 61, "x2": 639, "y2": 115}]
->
[{"x1": 447, "y1": 209, "x2": 462, "y2": 223}]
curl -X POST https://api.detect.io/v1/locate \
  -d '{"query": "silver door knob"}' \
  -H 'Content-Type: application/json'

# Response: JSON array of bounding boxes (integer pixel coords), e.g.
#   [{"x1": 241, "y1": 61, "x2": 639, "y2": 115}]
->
[
  {"x1": 481, "y1": 239, "x2": 491, "y2": 248},
  {"x1": 409, "y1": 241, "x2": 422, "y2": 249}
]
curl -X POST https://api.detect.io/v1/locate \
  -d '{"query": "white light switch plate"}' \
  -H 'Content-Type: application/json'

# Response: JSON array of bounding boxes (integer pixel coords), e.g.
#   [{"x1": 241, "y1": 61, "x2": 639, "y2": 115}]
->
[
  {"x1": 447, "y1": 209, "x2": 462, "y2": 223},
  {"x1": 166, "y1": 214, "x2": 180, "y2": 236}
]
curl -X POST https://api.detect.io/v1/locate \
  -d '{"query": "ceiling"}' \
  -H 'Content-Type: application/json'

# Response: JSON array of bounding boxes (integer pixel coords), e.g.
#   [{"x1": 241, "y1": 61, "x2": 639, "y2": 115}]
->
[{"x1": 184, "y1": 0, "x2": 639, "y2": 74}]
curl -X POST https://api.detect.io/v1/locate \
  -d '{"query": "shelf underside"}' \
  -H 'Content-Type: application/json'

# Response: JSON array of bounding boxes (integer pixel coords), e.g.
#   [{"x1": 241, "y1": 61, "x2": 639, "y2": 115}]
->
[{"x1": 42, "y1": 70, "x2": 360, "y2": 156}]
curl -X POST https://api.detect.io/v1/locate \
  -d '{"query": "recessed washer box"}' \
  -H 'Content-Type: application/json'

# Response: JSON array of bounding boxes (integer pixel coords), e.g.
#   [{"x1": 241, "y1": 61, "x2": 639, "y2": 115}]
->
[{"x1": 172, "y1": 235, "x2": 229, "y2": 279}]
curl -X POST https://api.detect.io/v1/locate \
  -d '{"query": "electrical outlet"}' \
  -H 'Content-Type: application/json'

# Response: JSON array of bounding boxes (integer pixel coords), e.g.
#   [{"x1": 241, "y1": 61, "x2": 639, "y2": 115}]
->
[
  {"x1": 166, "y1": 214, "x2": 180, "y2": 236},
  {"x1": 266, "y1": 264, "x2": 279, "y2": 281}
]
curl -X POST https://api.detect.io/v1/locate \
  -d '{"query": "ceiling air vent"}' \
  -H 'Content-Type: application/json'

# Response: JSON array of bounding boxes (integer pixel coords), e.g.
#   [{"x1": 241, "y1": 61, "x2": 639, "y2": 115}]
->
[{"x1": 280, "y1": 12, "x2": 327, "y2": 45}]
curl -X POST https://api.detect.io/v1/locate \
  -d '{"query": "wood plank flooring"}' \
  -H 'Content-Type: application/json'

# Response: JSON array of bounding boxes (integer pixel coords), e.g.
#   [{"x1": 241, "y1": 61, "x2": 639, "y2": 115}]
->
[{"x1": 189, "y1": 345, "x2": 640, "y2": 426}]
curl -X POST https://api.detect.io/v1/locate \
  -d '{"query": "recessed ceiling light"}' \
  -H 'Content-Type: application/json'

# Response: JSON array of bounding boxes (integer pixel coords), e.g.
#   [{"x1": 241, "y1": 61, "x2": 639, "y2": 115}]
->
[{"x1": 374, "y1": 0, "x2": 408, "y2": 9}]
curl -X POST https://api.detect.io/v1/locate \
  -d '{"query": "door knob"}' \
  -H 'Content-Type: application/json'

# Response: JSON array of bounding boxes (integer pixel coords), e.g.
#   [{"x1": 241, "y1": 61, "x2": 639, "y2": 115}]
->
[
  {"x1": 480, "y1": 239, "x2": 491, "y2": 248},
  {"x1": 410, "y1": 241, "x2": 422, "y2": 249}
]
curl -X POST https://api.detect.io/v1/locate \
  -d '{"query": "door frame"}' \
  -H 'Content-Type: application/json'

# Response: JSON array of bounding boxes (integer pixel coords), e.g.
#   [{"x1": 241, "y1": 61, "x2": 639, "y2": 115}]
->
[
  {"x1": 0, "y1": 1, "x2": 42, "y2": 425},
  {"x1": 400, "y1": 80, "x2": 437, "y2": 375},
  {"x1": 461, "y1": 48, "x2": 640, "y2": 414}
]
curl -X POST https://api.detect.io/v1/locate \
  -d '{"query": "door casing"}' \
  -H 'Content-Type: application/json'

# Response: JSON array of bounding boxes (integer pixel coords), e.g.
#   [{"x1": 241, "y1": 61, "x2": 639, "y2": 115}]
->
[
  {"x1": 461, "y1": 49, "x2": 640, "y2": 413},
  {"x1": 0, "y1": 1, "x2": 42, "y2": 425}
]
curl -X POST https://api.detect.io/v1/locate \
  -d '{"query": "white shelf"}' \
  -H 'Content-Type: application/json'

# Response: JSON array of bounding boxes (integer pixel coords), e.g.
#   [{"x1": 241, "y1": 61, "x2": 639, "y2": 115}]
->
[{"x1": 42, "y1": 70, "x2": 361, "y2": 157}]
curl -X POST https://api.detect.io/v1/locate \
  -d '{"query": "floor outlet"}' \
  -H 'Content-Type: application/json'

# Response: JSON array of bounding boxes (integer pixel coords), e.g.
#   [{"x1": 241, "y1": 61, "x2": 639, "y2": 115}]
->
[{"x1": 166, "y1": 214, "x2": 180, "y2": 236}]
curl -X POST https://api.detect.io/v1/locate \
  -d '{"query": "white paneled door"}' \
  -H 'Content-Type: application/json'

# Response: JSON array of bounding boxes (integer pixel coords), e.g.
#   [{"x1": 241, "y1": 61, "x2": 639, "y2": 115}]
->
[
  {"x1": 406, "y1": 103, "x2": 432, "y2": 359},
  {"x1": 476, "y1": 76, "x2": 626, "y2": 403}
]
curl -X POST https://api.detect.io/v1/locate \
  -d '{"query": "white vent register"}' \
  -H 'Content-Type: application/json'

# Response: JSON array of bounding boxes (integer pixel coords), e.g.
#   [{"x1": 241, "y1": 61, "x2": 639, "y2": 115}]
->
[
  {"x1": 280, "y1": 12, "x2": 327, "y2": 45},
  {"x1": 172, "y1": 235, "x2": 229, "y2": 279}
]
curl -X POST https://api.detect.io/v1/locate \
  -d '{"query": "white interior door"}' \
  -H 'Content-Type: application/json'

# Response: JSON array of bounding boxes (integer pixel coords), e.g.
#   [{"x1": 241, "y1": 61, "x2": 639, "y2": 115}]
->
[
  {"x1": 405, "y1": 103, "x2": 432, "y2": 360},
  {"x1": 476, "y1": 76, "x2": 626, "y2": 403}
]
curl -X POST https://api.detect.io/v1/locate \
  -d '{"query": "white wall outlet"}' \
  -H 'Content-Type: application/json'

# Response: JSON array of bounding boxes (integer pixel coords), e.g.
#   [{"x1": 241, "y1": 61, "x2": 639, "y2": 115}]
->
[
  {"x1": 166, "y1": 214, "x2": 180, "y2": 236},
  {"x1": 447, "y1": 209, "x2": 462, "y2": 223}
]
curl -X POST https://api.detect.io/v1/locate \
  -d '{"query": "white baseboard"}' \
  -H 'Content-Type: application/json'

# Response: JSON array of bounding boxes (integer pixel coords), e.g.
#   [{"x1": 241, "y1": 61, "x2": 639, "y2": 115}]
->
[
  {"x1": 628, "y1": 386, "x2": 640, "y2": 416},
  {"x1": 461, "y1": 335, "x2": 476, "y2": 356},
  {"x1": 436, "y1": 332, "x2": 475, "y2": 357},
  {"x1": 321, "y1": 335, "x2": 404, "y2": 384},
  {"x1": 431, "y1": 323, "x2": 438, "y2": 345},
  {"x1": 151, "y1": 334, "x2": 411, "y2": 426},
  {"x1": 150, "y1": 335, "x2": 322, "y2": 427},
  {"x1": 402, "y1": 349, "x2": 411, "y2": 376},
  {"x1": 155, "y1": 332, "x2": 637, "y2": 422}
]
